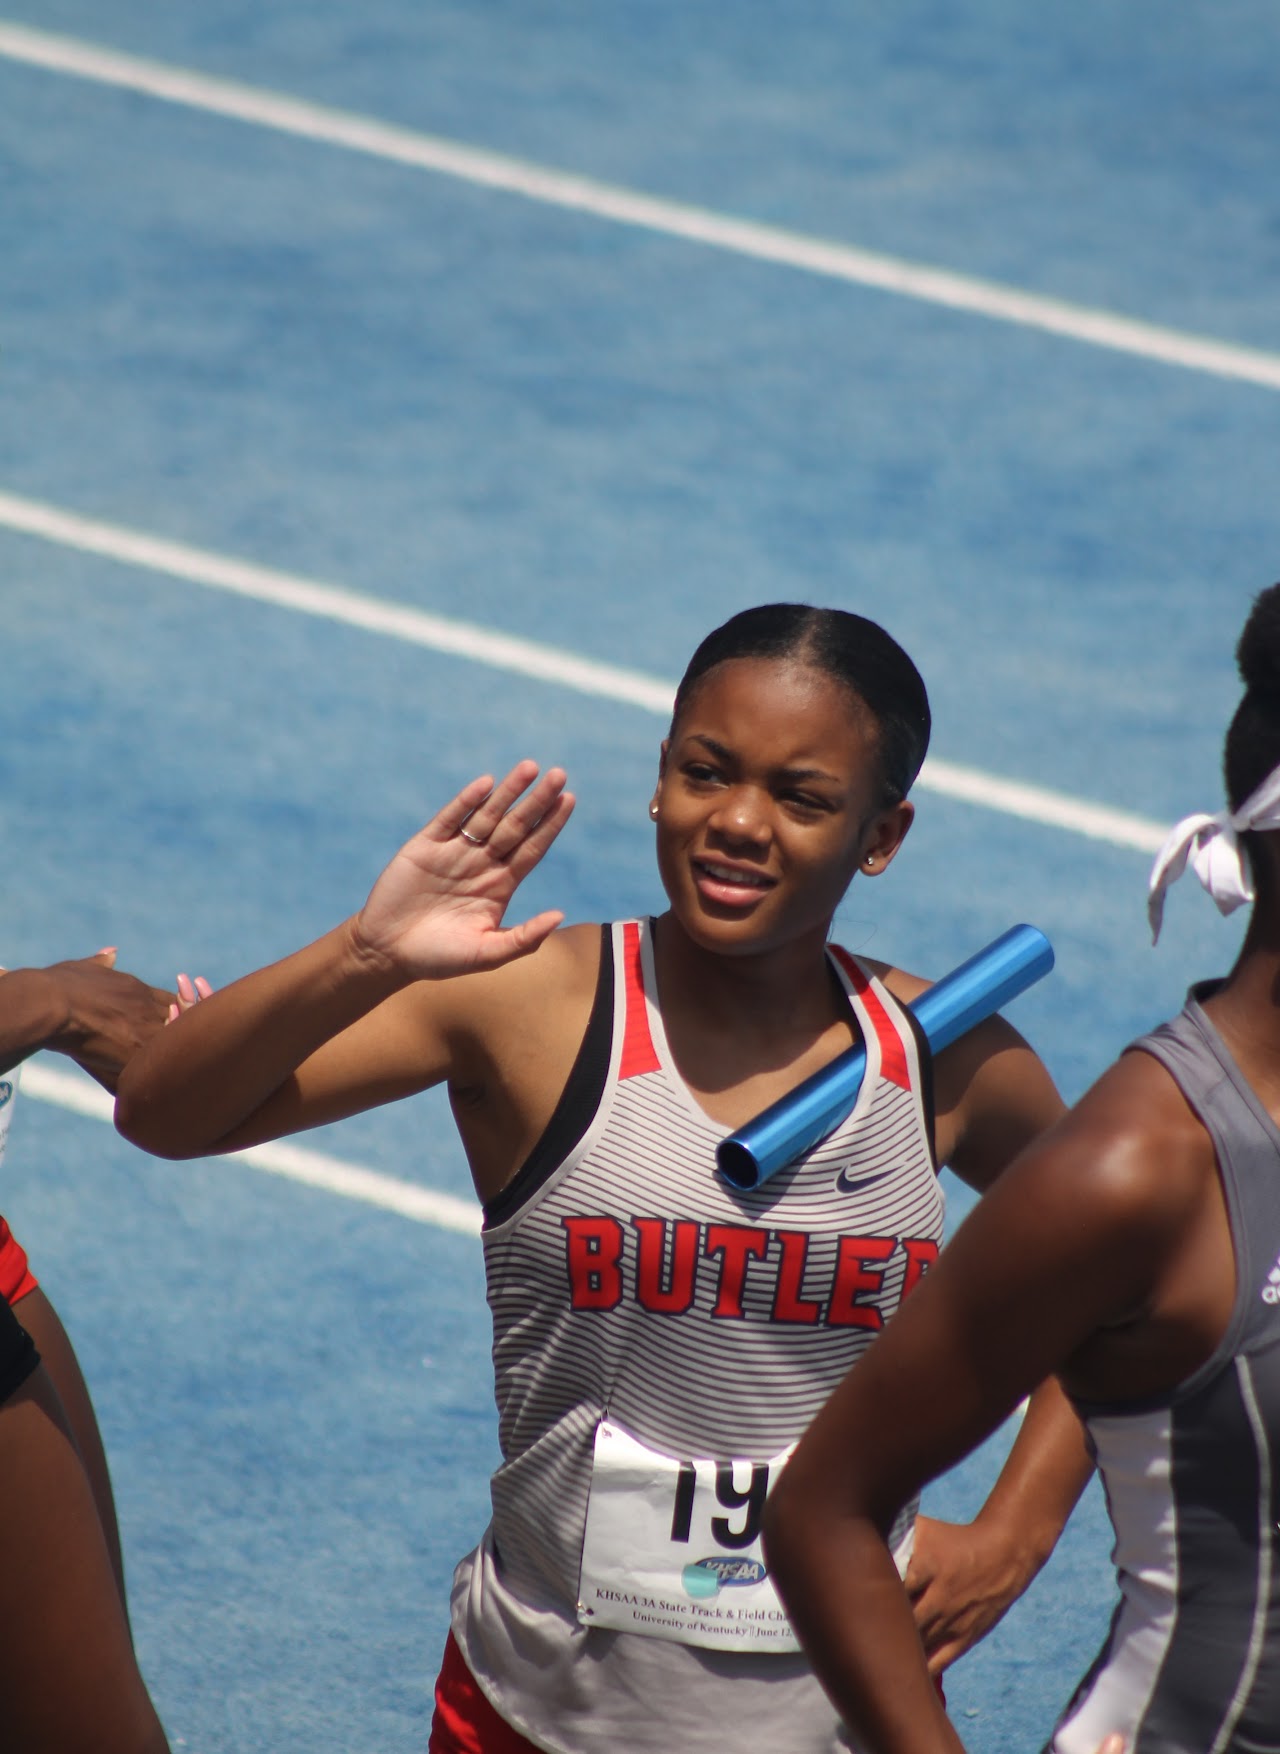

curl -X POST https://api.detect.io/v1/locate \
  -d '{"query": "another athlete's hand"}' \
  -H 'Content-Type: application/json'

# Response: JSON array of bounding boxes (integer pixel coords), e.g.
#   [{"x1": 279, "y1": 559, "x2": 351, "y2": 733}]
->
[
  {"x1": 904, "y1": 1512, "x2": 1039, "y2": 1676},
  {"x1": 0, "y1": 950, "x2": 175, "y2": 1089},
  {"x1": 352, "y1": 762, "x2": 575, "y2": 979},
  {"x1": 166, "y1": 972, "x2": 214, "y2": 1023}
]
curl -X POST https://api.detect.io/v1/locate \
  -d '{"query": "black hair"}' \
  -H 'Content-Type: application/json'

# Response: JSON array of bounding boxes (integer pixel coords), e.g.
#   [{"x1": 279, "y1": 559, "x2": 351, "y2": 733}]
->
[
  {"x1": 1225, "y1": 583, "x2": 1280, "y2": 810},
  {"x1": 671, "y1": 603, "x2": 931, "y2": 805}
]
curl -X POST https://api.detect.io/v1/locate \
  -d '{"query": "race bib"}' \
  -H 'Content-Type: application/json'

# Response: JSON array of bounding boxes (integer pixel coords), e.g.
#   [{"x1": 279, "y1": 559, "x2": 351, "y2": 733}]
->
[{"x1": 577, "y1": 1419, "x2": 800, "y2": 1652}]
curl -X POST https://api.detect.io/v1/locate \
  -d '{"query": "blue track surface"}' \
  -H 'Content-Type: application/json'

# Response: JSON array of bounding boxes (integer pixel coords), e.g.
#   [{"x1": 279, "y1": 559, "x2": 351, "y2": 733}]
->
[{"x1": 2, "y1": 4, "x2": 1279, "y2": 1748}]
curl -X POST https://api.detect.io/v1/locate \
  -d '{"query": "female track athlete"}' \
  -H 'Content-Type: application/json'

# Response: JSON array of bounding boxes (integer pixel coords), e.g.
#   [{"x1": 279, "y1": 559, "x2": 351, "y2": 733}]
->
[
  {"x1": 117, "y1": 604, "x2": 1089, "y2": 1754},
  {"x1": 766, "y1": 586, "x2": 1280, "y2": 1754}
]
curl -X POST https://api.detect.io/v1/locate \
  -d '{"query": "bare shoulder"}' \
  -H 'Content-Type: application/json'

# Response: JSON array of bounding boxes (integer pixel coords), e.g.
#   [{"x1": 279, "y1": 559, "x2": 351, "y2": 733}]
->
[
  {"x1": 863, "y1": 958, "x2": 1064, "y2": 1186},
  {"x1": 1050, "y1": 1047, "x2": 1213, "y2": 1208},
  {"x1": 975, "y1": 1049, "x2": 1214, "y2": 1275},
  {"x1": 417, "y1": 919, "x2": 602, "y2": 1042},
  {"x1": 873, "y1": 959, "x2": 1029, "y2": 1081},
  {"x1": 868, "y1": 958, "x2": 929, "y2": 1004}
]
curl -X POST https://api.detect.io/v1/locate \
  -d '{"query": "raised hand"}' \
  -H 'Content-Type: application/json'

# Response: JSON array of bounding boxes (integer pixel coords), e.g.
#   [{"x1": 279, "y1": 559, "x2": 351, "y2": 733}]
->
[{"x1": 352, "y1": 761, "x2": 575, "y2": 979}]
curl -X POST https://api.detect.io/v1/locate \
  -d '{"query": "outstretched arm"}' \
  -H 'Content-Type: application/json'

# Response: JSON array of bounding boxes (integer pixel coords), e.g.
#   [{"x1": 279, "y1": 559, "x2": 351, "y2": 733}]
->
[
  {"x1": 116, "y1": 762, "x2": 573, "y2": 1159},
  {"x1": 0, "y1": 951, "x2": 174, "y2": 1088}
]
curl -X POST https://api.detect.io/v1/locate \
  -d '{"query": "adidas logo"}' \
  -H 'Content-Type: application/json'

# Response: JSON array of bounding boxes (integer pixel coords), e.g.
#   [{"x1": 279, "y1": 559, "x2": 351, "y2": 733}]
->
[{"x1": 1262, "y1": 1260, "x2": 1280, "y2": 1305}]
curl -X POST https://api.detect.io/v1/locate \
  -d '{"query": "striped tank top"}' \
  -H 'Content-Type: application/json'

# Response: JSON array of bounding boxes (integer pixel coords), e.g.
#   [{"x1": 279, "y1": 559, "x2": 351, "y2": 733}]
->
[
  {"x1": 450, "y1": 919, "x2": 943, "y2": 1754},
  {"x1": 1052, "y1": 989, "x2": 1280, "y2": 1754}
]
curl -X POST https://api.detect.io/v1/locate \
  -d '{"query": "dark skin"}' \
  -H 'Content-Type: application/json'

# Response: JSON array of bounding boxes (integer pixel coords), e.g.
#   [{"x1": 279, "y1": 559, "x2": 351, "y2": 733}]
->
[
  {"x1": 762, "y1": 852, "x2": 1280, "y2": 1754},
  {"x1": 0, "y1": 949, "x2": 177, "y2": 1602},
  {"x1": 0, "y1": 950, "x2": 174, "y2": 1087},
  {"x1": 0, "y1": 949, "x2": 181, "y2": 1752},
  {"x1": 0, "y1": 1367, "x2": 168, "y2": 1754},
  {"x1": 117, "y1": 658, "x2": 1087, "y2": 1676}
]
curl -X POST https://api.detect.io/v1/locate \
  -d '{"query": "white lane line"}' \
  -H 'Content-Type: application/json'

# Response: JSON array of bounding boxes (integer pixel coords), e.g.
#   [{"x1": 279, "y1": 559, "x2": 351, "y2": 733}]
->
[
  {"x1": 915, "y1": 760, "x2": 1163, "y2": 854},
  {"x1": 19, "y1": 1062, "x2": 483, "y2": 1236},
  {"x1": 2, "y1": 20, "x2": 1280, "y2": 394},
  {"x1": 0, "y1": 488, "x2": 674, "y2": 716},
  {"x1": 0, "y1": 486, "x2": 1168, "y2": 854}
]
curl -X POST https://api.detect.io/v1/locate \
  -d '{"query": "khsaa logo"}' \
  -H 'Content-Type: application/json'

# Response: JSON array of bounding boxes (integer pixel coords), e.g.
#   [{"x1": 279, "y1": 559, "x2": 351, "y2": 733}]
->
[
  {"x1": 0, "y1": 1081, "x2": 12, "y2": 1110},
  {"x1": 682, "y1": 1557, "x2": 768, "y2": 1601},
  {"x1": 1263, "y1": 1261, "x2": 1280, "y2": 1305}
]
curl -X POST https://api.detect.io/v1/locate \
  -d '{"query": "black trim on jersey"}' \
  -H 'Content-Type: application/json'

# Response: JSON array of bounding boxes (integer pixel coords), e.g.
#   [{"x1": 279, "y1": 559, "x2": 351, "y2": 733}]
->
[
  {"x1": 896, "y1": 997, "x2": 938, "y2": 1172},
  {"x1": 826, "y1": 950, "x2": 937, "y2": 1169},
  {"x1": 482, "y1": 926, "x2": 614, "y2": 1229},
  {"x1": 0, "y1": 1293, "x2": 38, "y2": 1407}
]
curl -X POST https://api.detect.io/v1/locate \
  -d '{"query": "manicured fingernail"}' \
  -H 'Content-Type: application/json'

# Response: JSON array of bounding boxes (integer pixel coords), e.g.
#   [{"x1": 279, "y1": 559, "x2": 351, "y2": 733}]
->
[
  {"x1": 194, "y1": 976, "x2": 213, "y2": 998},
  {"x1": 177, "y1": 973, "x2": 194, "y2": 1001},
  {"x1": 168, "y1": 1003, "x2": 180, "y2": 1022}
]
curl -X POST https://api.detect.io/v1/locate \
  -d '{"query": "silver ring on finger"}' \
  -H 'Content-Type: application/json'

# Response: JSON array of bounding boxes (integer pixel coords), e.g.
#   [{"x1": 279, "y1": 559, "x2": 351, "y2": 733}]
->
[{"x1": 458, "y1": 826, "x2": 488, "y2": 846}]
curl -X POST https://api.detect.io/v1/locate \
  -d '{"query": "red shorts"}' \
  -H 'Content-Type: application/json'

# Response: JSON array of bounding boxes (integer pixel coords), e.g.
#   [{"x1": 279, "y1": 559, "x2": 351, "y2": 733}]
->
[
  {"x1": 429, "y1": 1632, "x2": 545, "y2": 1754},
  {"x1": 0, "y1": 1216, "x2": 37, "y2": 1304}
]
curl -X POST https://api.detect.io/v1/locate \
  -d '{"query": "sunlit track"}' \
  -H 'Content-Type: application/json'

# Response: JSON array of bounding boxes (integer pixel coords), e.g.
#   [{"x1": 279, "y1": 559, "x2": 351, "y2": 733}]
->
[
  {"x1": 0, "y1": 487, "x2": 1166, "y2": 854},
  {"x1": 2, "y1": 18, "x2": 1279, "y2": 394},
  {"x1": 19, "y1": 1062, "x2": 483, "y2": 1235}
]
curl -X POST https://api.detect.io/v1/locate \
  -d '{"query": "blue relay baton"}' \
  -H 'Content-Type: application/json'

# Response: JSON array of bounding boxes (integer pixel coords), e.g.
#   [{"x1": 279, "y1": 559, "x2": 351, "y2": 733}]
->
[{"x1": 715, "y1": 924, "x2": 1054, "y2": 1191}]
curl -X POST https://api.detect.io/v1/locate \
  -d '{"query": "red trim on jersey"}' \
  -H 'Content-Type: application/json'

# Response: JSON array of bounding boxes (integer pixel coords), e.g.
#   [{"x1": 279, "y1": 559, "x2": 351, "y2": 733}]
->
[
  {"x1": 829, "y1": 945, "x2": 911, "y2": 1091},
  {"x1": 0, "y1": 1217, "x2": 37, "y2": 1303},
  {"x1": 430, "y1": 1632, "x2": 546, "y2": 1754},
  {"x1": 618, "y1": 922, "x2": 660, "y2": 1080}
]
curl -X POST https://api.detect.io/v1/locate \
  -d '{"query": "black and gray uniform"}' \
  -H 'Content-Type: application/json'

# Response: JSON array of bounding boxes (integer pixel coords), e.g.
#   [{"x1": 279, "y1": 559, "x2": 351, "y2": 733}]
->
[
  {"x1": 1052, "y1": 988, "x2": 1280, "y2": 1754},
  {"x1": 451, "y1": 919, "x2": 943, "y2": 1754}
]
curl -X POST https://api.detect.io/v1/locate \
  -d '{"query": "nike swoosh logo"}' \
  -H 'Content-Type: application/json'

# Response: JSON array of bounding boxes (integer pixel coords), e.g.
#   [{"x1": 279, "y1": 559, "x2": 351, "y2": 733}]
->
[{"x1": 834, "y1": 1167, "x2": 895, "y2": 1195}]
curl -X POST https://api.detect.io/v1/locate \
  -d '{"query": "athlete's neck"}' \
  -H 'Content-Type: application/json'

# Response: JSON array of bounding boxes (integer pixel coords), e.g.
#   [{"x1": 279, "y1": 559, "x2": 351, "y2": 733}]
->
[{"x1": 650, "y1": 912, "x2": 849, "y2": 1043}]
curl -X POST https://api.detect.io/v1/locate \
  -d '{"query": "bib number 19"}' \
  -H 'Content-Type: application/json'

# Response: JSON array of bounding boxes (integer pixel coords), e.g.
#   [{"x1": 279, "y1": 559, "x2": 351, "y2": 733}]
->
[
  {"x1": 577, "y1": 1421, "x2": 800, "y2": 1651},
  {"x1": 669, "y1": 1460, "x2": 770, "y2": 1551}
]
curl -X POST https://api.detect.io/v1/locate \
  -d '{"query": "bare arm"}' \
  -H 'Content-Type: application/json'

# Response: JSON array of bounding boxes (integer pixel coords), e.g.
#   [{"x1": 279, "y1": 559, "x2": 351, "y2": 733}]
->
[
  {"x1": 878, "y1": 976, "x2": 1092, "y2": 1668},
  {"x1": 764, "y1": 1082, "x2": 1193, "y2": 1751},
  {"x1": 906, "y1": 1374, "x2": 1092, "y2": 1674},
  {"x1": 116, "y1": 763, "x2": 573, "y2": 1158},
  {"x1": 0, "y1": 952, "x2": 174, "y2": 1089}
]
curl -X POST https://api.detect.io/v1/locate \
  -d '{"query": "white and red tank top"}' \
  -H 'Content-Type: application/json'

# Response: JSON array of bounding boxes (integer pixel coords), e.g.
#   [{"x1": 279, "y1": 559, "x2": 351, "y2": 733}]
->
[{"x1": 450, "y1": 919, "x2": 943, "y2": 1754}]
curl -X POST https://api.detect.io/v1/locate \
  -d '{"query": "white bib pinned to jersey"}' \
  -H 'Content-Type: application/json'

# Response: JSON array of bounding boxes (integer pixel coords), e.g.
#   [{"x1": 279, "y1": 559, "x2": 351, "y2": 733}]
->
[{"x1": 577, "y1": 1419, "x2": 800, "y2": 1652}]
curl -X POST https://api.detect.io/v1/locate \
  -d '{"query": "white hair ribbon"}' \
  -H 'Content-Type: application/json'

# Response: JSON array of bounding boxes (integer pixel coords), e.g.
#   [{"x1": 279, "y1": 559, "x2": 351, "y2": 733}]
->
[{"x1": 1147, "y1": 765, "x2": 1280, "y2": 943}]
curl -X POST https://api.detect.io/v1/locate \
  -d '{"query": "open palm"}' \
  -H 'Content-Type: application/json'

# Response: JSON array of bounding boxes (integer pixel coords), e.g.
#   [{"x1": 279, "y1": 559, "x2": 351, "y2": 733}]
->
[{"x1": 354, "y1": 761, "x2": 575, "y2": 979}]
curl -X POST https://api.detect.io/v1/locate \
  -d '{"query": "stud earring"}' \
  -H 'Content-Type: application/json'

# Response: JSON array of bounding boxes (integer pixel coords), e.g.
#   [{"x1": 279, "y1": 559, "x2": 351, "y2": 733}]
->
[
  {"x1": 864, "y1": 854, "x2": 876, "y2": 868},
  {"x1": 649, "y1": 801, "x2": 660, "y2": 820}
]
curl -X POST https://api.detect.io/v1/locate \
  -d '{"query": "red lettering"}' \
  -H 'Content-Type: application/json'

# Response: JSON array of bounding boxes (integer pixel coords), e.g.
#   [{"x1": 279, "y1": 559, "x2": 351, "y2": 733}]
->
[
  {"x1": 633, "y1": 1218, "x2": 700, "y2": 1314},
  {"x1": 900, "y1": 1237, "x2": 939, "y2": 1300},
  {"x1": 827, "y1": 1235, "x2": 897, "y2": 1328},
  {"x1": 563, "y1": 1216, "x2": 624, "y2": 1310},
  {"x1": 772, "y1": 1231, "x2": 823, "y2": 1324},
  {"x1": 563, "y1": 1215, "x2": 934, "y2": 1327},
  {"x1": 704, "y1": 1224, "x2": 770, "y2": 1318}
]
